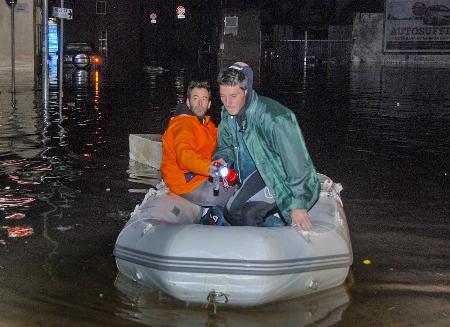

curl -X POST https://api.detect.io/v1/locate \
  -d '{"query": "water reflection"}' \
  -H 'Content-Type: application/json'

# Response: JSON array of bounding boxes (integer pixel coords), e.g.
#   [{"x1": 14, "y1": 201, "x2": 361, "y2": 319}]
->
[
  {"x1": 49, "y1": 56, "x2": 59, "y2": 88},
  {"x1": 127, "y1": 160, "x2": 161, "y2": 189},
  {"x1": 0, "y1": 86, "x2": 43, "y2": 254},
  {"x1": 114, "y1": 273, "x2": 350, "y2": 327},
  {"x1": 0, "y1": 60, "x2": 449, "y2": 326},
  {"x1": 348, "y1": 65, "x2": 450, "y2": 158},
  {"x1": 140, "y1": 64, "x2": 187, "y2": 131}
]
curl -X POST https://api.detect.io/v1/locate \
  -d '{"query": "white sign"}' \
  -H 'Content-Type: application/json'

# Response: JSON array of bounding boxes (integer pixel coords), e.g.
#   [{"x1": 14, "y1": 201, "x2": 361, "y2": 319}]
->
[
  {"x1": 53, "y1": 7, "x2": 73, "y2": 20},
  {"x1": 149, "y1": 12, "x2": 157, "y2": 24},
  {"x1": 384, "y1": 0, "x2": 450, "y2": 52},
  {"x1": 176, "y1": 5, "x2": 186, "y2": 19},
  {"x1": 176, "y1": 6, "x2": 186, "y2": 15}
]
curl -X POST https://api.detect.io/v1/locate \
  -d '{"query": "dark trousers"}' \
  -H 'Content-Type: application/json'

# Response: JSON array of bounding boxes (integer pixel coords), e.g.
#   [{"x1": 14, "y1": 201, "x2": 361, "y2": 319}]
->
[{"x1": 224, "y1": 170, "x2": 279, "y2": 226}]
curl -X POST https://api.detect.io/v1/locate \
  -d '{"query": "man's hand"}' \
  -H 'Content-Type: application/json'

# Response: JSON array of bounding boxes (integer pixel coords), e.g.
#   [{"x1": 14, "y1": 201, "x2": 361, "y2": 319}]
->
[
  {"x1": 290, "y1": 209, "x2": 312, "y2": 231},
  {"x1": 208, "y1": 158, "x2": 226, "y2": 177}
]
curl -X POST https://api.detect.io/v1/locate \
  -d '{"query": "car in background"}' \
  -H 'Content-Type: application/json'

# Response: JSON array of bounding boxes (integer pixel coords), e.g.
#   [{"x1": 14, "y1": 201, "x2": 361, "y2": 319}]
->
[
  {"x1": 63, "y1": 42, "x2": 103, "y2": 86},
  {"x1": 423, "y1": 5, "x2": 450, "y2": 25},
  {"x1": 63, "y1": 42, "x2": 103, "y2": 68}
]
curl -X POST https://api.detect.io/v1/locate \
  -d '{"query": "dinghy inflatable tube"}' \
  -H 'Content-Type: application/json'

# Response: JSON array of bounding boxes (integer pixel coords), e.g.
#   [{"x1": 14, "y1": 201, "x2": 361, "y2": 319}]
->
[{"x1": 114, "y1": 174, "x2": 352, "y2": 306}]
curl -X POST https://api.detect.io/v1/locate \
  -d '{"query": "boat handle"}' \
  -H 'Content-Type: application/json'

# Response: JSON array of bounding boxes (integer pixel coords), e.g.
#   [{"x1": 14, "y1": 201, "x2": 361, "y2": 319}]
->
[
  {"x1": 141, "y1": 222, "x2": 153, "y2": 237},
  {"x1": 205, "y1": 290, "x2": 229, "y2": 314},
  {"x1": 295, "y1": 228, "x2": 312, "y2": 243}
]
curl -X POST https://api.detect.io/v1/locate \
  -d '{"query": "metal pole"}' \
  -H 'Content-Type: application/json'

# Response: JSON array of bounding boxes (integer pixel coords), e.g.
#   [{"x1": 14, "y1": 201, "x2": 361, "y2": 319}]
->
[
  {"x1": 11, "y1": 0, "x2": 16, "y2": 105},
  {"x1": 59, "y1": 0, "x2": 64, "y2": 110},
  {"x1": 42, "y1": 0, "x2": 49, "y2": 107},
  {"x1": 303, "y1": 30, "x2": 308, "y2": 88},
  {"x1": 303, "y1": 30, "x2": 308, "y2": 67}
]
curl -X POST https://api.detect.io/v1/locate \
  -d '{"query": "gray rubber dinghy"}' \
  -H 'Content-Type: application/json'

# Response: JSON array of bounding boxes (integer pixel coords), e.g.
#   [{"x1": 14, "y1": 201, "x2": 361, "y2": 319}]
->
[{"x1": 114, "y1": 173, "x2": 353, "y2": 306}]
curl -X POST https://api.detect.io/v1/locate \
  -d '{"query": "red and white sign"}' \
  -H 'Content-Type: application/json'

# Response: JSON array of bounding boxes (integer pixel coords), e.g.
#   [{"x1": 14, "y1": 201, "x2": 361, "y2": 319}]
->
[
  {"x1": 176, "y1": 6, "x2": 185, "y2": 15},
  {"x1": 149, "y1": 12, "x2": 157, "y2": 24},
  {"x1": 176, "y1": 5, "x2": 186, "y2": 19}
]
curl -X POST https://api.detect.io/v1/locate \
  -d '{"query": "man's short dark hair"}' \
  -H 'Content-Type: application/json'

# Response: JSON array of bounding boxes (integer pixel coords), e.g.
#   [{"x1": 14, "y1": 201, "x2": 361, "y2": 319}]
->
[
  {"x1": 187, "y1": 81, "x2": 211, "y2": 99},
  {"x1": 217, "y1": 68, "x2": 248, "y2": 91}
]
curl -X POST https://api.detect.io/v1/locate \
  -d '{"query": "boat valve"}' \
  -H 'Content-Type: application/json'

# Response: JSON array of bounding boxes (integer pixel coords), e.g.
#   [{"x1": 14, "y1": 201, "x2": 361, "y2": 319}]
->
[
  {"x1": 307, "y1": 279, "x2": 319, "y2": 290},
  {"x1": 205, "y1": 290, "x2": 229, "y2": 314},
  {"x1": 141, "y1": 222, "x2": 153, "y2": 237}
]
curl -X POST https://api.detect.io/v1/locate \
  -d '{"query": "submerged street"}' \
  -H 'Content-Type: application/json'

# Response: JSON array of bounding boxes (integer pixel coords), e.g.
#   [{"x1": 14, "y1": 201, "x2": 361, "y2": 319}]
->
[{"x1": 0, "y1": 61, "x2": 449, "y2": 326}]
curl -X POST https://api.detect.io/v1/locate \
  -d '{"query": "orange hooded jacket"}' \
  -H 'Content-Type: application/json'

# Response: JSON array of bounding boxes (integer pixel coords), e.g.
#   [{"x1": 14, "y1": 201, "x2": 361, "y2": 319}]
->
[{"x1": 160, "y1": 107, "x2": 217, "y2": 195}]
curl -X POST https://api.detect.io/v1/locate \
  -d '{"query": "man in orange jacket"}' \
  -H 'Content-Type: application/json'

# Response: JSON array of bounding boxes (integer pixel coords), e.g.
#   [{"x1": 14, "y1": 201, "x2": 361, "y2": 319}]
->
[{"x1": 161, "y1": 81, "x2": 234, "y2": 208}]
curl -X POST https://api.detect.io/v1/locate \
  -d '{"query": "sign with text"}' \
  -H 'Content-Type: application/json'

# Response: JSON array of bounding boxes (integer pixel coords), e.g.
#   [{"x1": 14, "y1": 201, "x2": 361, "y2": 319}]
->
[
  {"x1": 384, "y1": 0, "x2": 450, "y2": 52},
  {"x1": 53, "y1": 7, "x2": 73, "y2": 20},
  {"x1": 176, "y1": 5, "x2": 186, "y2": 19},
  {"x1": 149, "y1": 12, "x2": 157, "y2": 24}
]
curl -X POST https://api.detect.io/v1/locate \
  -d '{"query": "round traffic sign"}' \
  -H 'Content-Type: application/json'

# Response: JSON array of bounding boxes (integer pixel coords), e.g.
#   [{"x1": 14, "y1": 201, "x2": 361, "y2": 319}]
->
[{"x1": 176, "y1": 5, "x2": 186, "y2": 15}]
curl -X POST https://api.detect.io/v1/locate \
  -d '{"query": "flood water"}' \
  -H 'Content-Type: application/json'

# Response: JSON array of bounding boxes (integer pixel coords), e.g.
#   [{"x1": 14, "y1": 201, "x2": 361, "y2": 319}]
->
[{"x1": 0, "y1": 60, "x2": 449, "y2": 326}]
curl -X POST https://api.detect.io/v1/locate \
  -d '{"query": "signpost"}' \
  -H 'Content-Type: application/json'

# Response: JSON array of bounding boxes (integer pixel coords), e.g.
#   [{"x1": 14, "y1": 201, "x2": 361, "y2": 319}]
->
[
  {"x1": 52, "y1": 2, "x2": 72, "y2": 110},
  {"x1": 6, "y1": 0, "x2": 17, "y2": 105},
  {"x1": 42, "y1": 0, "x2": 48, "y2": 107},
  {"x1": 149, "y1": 12, "x2": 157, "y2": 24},
  {"x1": 52, "y1": 7, "x2": 73, "y2": 20},
  {"x1": 4, "y1": 0, "x2": 17, "y2": 6},
  {"x1": 176, "y1": 5, "x2": 186, "y2": 19}
]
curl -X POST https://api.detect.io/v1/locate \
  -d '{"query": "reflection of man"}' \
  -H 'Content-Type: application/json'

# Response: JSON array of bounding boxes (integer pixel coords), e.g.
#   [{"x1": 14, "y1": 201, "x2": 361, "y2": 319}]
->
[
  {"x1": 161, "y1": 81, "x2": 232, "y2": 208},
  {"x1": 213, "y1": 62, "x2": 320, "y2": 230}
]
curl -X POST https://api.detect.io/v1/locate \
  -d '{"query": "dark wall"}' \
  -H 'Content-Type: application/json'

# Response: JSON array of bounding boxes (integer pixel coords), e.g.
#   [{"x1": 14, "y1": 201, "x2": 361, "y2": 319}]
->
[
  {"x1": 53, "y1": 0, "x2": 360, "y2": 67},
  {"x1": 141, "y1": 0, "x2": 200, "y2": 63},
  {"x1": 337, "y1": 0, "x2": 384, "y2": 24},
  {"x1": 219, "y1": 8, "x2": 261, "y2": 86},
  {"x1": 140, "y1": 0, "x2": 222, "y2": 64},
  {"x1": 58, "y1": 0, "x2": 220, "y2": 67},
  {"x1": 61, "y1": 0, "x2": 141, "y2": 67}
]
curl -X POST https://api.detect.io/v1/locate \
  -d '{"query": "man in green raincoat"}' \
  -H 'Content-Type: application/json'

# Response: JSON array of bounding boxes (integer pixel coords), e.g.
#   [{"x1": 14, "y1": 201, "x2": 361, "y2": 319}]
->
[{"x1": 211, "y1": 62, "x2": 320, "y2": 230}]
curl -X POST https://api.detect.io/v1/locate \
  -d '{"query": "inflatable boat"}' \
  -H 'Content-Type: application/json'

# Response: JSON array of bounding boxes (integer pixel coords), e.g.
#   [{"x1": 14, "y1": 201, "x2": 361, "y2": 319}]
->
[{"x1": 114, "y1": 174, "x2": 352, "y2": 306}]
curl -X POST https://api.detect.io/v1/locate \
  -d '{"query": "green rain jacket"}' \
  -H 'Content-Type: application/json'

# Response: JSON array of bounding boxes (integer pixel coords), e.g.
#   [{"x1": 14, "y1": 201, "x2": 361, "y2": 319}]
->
[{"x1": 214, "y1": 91, "x2": 320, "y2": 224}]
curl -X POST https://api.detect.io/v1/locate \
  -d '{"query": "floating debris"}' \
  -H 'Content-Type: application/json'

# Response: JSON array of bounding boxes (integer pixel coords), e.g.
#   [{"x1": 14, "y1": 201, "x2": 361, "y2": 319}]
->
[
  {"x1": 5, "y1": 212, "x2": 26, "y2": 220},
  {"x1": 5, "y1": 226, "x2": 34, "y2": 238},
  {"x1": 55, "y1": 225, "x2": 74, "y2": 232},
  {"x1": 128, "y1": 189, "x2": 148, "y2": 193},
  {"x1": 0, "y1": 240, "x2": 6, "y2": 245},
  {"x1": 363, "y1": 259, "x2": 372, "y2": 265}
]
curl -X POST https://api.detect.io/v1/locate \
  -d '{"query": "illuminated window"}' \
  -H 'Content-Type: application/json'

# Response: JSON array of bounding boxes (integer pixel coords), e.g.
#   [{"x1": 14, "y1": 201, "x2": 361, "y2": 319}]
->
[
  {"x1": 96, "y1": 1, "x2": 106, "y2": 15},
  {"x1": 48, "y1": 19, "x2": 59, "y2": 55}
]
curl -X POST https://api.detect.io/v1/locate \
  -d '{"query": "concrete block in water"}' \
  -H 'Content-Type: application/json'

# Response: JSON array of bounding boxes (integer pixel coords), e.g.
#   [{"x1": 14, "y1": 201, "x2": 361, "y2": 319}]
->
[{"x1": 129, "y1": 134, "x2": 162, "y2": 168}]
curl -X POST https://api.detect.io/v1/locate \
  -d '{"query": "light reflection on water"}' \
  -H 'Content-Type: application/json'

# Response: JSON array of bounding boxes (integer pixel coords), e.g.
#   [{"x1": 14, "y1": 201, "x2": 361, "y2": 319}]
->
[{"x1": 0, "y1": 61, "x2": 449, "y2": 326}]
